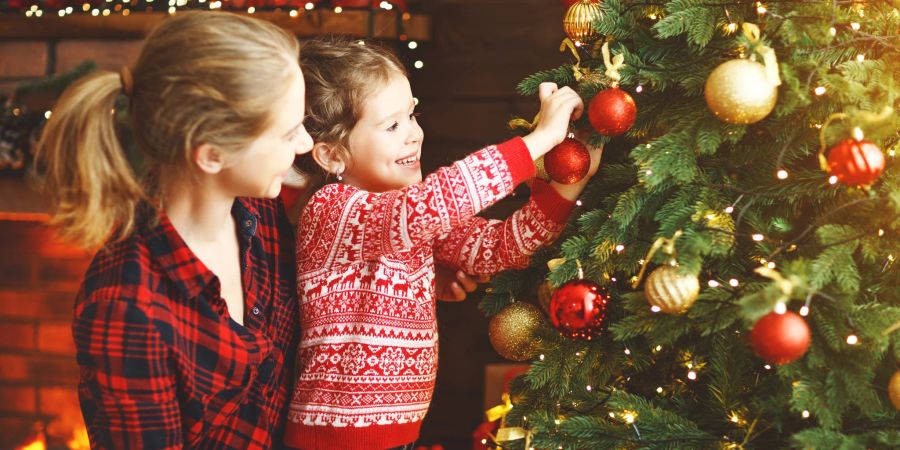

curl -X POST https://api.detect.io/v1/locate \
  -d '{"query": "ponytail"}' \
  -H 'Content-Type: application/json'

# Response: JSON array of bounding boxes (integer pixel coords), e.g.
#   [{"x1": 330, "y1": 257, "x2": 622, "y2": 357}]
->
[{"x1": 35, "y1": 71, "x2": 144, "y2": 248}]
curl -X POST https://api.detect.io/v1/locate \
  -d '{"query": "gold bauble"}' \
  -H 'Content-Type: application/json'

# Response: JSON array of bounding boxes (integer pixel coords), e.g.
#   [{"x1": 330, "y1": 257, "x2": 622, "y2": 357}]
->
[
  {"x1": 889, "y1": 370, "x2": 900, "y2": 411},
  {"x1": 644, "y1": 266, "x2": 700, "y2": 314},
  {"x1": 488, "y1": 302, "x2": 544, "y2": 361},
  {"x1": 564, "y1": 0, "x2": 603, "y2": 44},
  {"x1": 704, "y1": 59, "x2": 778, "y2": 124},
  {"x1": 537, "y1": 280, "x2": 554, "y2": 314}
]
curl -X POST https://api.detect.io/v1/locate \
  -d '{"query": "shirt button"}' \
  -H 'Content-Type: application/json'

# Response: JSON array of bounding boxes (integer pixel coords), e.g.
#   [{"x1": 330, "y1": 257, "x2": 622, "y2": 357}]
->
[
  {"x1": 244, "y1": 219, "x2": 253, "y2": 228},
  {"x1": 252, "y1": 306, "x2": 260, "y2": 315}
]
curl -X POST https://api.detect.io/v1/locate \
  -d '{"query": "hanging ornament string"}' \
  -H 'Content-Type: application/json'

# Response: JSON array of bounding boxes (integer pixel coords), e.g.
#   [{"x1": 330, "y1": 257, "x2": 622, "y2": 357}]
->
[
  {"x1": 742, "y1": 23, "x2": 782, "y2": 87},
  {"x1": 508, "y1": 112, "x2": 539, "y2": 131},
  {"x1": 754, "y1": 266, "x2": 795, "y2": 305},
  {"x1": 631, "y1": 230, "x2": 682, "y2": 289},
  {"x1": 817, "y1": 112, "x2": 850, "y2": 171},
  {"x1": 601, "y1": 41, "x2": 624, "y2": 85},
  {"x1": 560, "y1": 37, "x2": 589, "y2": 81}
]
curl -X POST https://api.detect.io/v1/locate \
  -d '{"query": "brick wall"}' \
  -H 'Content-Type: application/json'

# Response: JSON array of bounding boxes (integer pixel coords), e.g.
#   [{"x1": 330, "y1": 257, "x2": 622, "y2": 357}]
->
[{"x1": 0, "y1": 218, "x2": 92, "y2": 448}]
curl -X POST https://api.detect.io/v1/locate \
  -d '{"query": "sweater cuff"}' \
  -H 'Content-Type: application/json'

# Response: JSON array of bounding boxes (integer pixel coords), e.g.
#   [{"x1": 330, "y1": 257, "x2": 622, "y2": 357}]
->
[
  {"x1": 496, "y1": 137, "x2": 536, "y2": 187},
  {"x1": 530, "y1": 179, "x2": 576, "y2": 225}
]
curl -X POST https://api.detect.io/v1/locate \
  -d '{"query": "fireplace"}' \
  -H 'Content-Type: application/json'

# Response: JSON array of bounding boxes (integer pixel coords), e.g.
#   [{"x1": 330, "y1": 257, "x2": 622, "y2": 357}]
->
[{"x1": 0, "y1": 212, "x2": 92, "y2": 449}]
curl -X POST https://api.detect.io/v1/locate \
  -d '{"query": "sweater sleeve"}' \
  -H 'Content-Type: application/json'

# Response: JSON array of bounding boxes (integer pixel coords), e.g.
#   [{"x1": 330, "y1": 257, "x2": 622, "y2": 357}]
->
[
  {"x1": 432, "y1": 179, "x2": 575, "y2": 275},
  {"x1": 296, "y1": 138, "x2": 535, "y2": 270}
]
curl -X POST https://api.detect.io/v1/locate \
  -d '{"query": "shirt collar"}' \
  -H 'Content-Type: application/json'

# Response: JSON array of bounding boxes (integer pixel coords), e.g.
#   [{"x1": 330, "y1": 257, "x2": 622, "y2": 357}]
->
[{"x1": 146, "y1": 198, "x2": 260, "y2": 300}]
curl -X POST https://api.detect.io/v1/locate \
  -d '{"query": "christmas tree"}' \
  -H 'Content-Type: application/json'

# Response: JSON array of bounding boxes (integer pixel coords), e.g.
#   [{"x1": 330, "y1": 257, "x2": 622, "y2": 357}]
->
[{"x1": 481, "y1": 1, "x2": 900, "y2": 448}]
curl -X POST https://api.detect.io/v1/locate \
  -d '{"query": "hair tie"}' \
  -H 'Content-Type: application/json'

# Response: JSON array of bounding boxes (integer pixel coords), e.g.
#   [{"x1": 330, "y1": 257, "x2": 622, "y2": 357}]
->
[{"x1": 119, "y1": 66, "x2": 134, "y2": 97}]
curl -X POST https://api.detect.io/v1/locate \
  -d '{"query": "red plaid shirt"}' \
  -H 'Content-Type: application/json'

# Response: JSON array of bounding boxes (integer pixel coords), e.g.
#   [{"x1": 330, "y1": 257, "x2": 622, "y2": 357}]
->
[{"x1": 72, "y1": 198, "x2": 299, "y2": 449}]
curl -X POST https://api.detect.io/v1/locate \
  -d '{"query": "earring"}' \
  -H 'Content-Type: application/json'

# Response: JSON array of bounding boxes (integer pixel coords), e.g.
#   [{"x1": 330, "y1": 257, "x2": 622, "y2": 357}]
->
[{"x1": 335, "y1": 168, "x2": 344, "y2": 182}]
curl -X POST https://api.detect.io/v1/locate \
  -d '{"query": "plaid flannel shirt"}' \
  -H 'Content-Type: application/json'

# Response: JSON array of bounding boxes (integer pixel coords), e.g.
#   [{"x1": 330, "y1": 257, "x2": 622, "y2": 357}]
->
[{"x1": 73, "y1": 198, "x2": 299, "y2": 449}]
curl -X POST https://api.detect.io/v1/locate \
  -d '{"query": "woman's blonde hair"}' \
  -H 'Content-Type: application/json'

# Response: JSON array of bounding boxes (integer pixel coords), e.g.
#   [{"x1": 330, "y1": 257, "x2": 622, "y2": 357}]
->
[
  {"x1": 295, "y1": 35, "x2": 406, "y2": 185},
  {"x1": 36, "y1": 11, "x2": 300, "y2": 248}
]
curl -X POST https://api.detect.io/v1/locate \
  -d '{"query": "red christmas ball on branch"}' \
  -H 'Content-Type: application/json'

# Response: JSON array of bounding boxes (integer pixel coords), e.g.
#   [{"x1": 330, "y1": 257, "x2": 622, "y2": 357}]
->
[
  {"x1": 543, "y1": 137, "x2": 591, "y2": 184},
  {"x1": 826, "y1": 138, "x2": 885, "y2": 187},
  {"x1": 549, "y1": 279, "x2": 609, "y2": 340},
  {"x1": 750, "y1": 311, "x2": 811, "y2": 365},
  {"x1": 588, "y1": 86, "x2": 637, "y2": 136}
]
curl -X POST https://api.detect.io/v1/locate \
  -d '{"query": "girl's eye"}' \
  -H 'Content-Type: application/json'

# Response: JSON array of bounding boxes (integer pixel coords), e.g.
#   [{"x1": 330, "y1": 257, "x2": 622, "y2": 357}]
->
[
  {"x1": 410, "y1": 112, "x2": 420, "y2": 120},
  {"x1": 387, "y1": 121, "x2": 399, "y2": 132}
]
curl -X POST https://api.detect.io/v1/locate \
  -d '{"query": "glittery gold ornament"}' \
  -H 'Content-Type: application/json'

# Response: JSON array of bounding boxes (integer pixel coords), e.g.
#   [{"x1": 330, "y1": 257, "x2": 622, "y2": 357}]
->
[
  {"x1": 889, "y1": 370, "x2": 900, "y2": 411},
  {"x1": 644, "y1": 265, "x2": 700, "y2": 314},
  {"x1": 563, "y1": 0, "x2": 603, "y2": 44},
  {"x1": 489, "y1": 302, "x2": 544, "y2": 361},
  {"x1": 704, "y1": 59, "x2": 778, "y2": 124}
]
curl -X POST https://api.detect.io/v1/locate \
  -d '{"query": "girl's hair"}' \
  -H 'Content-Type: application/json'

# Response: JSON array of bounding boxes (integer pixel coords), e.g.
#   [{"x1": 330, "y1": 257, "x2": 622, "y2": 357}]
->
[
  {"x1": 36, "y1": 11, "x2": 300, "y2": 248},
  {"x1": 295, "y1": 35, "x2": 406, "y2": 187}
]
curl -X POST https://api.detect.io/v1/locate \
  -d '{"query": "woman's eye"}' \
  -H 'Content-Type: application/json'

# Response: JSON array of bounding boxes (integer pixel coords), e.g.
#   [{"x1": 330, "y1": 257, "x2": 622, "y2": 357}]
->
[{"x1": 387, "y1": 122, "x2": 399, "y2": 132}]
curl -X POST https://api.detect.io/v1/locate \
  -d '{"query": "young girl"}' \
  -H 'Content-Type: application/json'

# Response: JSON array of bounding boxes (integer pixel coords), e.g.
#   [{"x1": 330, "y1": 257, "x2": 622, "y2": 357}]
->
[
  {"x1": 36, "y1": 12, "x2": 313, "y2": 448},
  {"x1": 286, "y1": 37, "x2": 600, "y2": 450}
]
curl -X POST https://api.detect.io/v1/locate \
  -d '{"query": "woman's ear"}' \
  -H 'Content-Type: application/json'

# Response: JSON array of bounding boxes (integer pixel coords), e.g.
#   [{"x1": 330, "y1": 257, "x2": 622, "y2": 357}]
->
[
  {"x1": 193, "y1": 143, "x2": 226, "y2": 174},
  {"x1": 311, "y1": 142, "x2": 345, "y2": 176}
]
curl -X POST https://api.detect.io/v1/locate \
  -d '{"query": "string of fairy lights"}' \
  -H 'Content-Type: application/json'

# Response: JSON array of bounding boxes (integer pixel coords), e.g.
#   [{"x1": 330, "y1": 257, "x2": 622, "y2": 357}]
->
[{"x1": 13, "y1": 0, "x2": 406, "y2": 18}]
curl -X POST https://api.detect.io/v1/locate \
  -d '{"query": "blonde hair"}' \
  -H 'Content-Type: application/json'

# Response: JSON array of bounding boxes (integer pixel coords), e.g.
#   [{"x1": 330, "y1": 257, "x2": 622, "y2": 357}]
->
[
  {"x1": 36, "y1": 12, "x2": 300, "y2": 248},
  {"x1": 295, "y1": 35, "x2": 406, "y2": 184}
]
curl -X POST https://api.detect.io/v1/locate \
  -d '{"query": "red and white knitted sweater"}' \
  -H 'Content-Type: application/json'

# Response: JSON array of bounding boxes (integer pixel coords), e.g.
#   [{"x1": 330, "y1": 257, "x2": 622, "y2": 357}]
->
[{"x1": 285, "y1": 138, "x2": 575, "y2": 450}]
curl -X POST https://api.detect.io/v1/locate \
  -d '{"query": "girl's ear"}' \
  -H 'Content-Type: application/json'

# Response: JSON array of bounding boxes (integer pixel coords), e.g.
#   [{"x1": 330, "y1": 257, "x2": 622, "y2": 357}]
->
[{"x1": 311, "y1": 142, "x2": 346, "y2": 175}]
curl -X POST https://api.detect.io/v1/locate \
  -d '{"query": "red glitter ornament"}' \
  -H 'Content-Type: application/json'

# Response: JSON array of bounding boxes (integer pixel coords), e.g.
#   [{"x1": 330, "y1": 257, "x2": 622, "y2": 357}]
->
[
  {"x1": 750, "y1": 311, "x2": 811, "y2": 365},
  {"x1": 588, "y1": 86, "x2": 637, "y2": 136},
  {"x1": 543, "y1": 137, "x2": 591, "y2": 184},
  {"x1": 549, "y1": 279, "x2": 609, "y2": 340},
  {"x1": 826, "y1": 138, "x2": 886, "y2": 187}
]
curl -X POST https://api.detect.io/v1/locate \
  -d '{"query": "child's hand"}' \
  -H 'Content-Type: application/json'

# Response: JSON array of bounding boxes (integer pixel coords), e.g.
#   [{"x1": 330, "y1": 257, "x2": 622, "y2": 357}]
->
[
  {"x1": 522, "y1": 82, "x2": 584, "y2": 160},
  {"x1": 435, "y1": 265, "x2": 492, "y2": 302}
]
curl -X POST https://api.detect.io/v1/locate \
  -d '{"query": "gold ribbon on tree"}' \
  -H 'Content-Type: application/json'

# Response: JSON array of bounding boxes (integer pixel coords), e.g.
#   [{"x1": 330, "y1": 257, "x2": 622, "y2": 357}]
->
[
  {"x1": 631, "y1": 230, "x2": 682, "y2": 289},
  {"x1": 484, "y1": 393, "x2": 533, "y2": 448},
  {"x1": 601, "y1": 41, "x2": 625, "y2": 84},
  {"x1": 742, "y1": 23, "x2": 782, "y2": 87}
]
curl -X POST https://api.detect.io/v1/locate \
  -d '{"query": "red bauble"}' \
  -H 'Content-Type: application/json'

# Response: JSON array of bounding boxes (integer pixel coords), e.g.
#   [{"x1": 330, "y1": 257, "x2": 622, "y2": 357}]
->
[
  {"x1": 549, "y1": 279, "x2": 609, "y2": 340},
  {"x1": 750, "y1": 311, "x2": 811, "y2": 364},
  {"x1": 588, "y1": 86, "x2": 637, "y2": 136},
  {"x1": 826, "y1": 138, "x2": 886, "y2": 187},
  {"x1": 543, "y1": 137, "x2": 591, "y2": 184}
]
